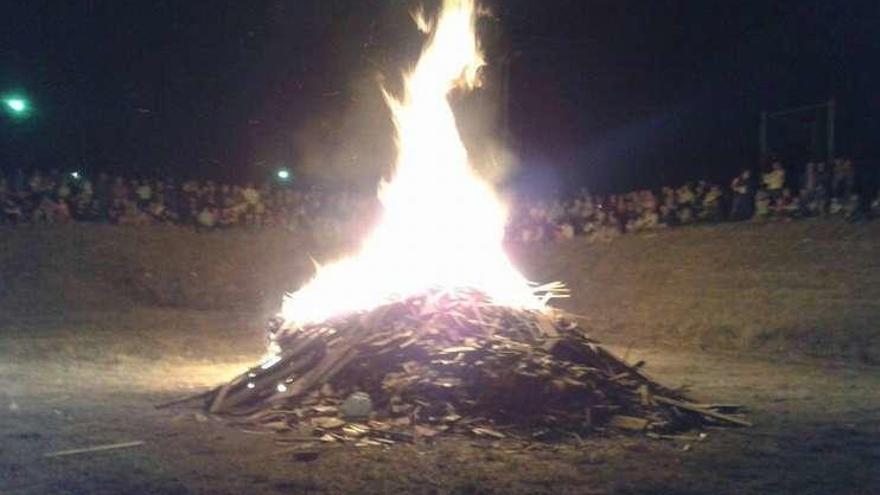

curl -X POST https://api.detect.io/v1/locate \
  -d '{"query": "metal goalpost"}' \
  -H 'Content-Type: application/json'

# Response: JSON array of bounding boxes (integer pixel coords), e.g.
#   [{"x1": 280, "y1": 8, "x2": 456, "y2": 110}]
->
[{"x1": 759, "y1": 98, "x2": 835, "y2": 167}]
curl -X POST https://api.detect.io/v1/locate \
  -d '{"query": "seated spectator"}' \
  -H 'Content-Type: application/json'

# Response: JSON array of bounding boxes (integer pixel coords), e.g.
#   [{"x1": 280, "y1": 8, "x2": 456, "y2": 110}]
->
[
  {"x1": 595, "y1": 212, "x2": 620, "y2": 242},
  {"x1": 676, "y1": 205, "x2": 694, "y2": 224},
  {"x1": 31, "y1": 195, "x2": 53, "y2": 223},
  {"x1": 631, "y1": 208, "x2": 659, "y2": 231},
  {"x1": 784, "y1": 191, "x2": 804, "y2": 220},
  {"x1": 28, "y1": 170, "x2": 48, "y2": 198},
  {"x1": 242, "y1": 182, "x2": 261, "y2": 225},
  {"x1": 556, "y1": 222, "x2": 575, "y2": 241},
  {"x1": 762, "y1": 162, "x2": 786, "y2": 204},
  {"x1": 802, "y1": 162, "x2": 817, "y2": 196},
  {"x1": 692, "y1": 181, "x2": 708, "y2": 218},
  {"x1": 135, "y1": 180, "x2": 152, "y2": 209},
  {"x1": 843, "y1": 194, "x2": 860, "y2": 219},
  {"x1": 118, "y1": 199, "x2": 149, "y2": 225},
  {"x1": 72, "y1": 192, "x2": 93, "y2": 221},
  {"x1": 730, "y1": 169, "x2": 753, "y2": 220},
  {"x1": 203, "y1": 180, "x2": 220, "y2": 207},
  {"x1": 196, "y1": 206, "x2": 218, "y2": 231},
  {"x1": 676, "y1": 183, "x2": 695, "y2": 208},
  {"x1": 700, "y1": 184, "x2": 723, "y2": 222},
  {"x1": 662, "y1": 190, "x2": 677, "y2": 209},
  {"x1": 773, "y1": 188, "x2": 796, "y2": 219},
  {"x1": 56, "y1": 178, "x2": 72, "y2": 203},
  {"x1": 639, "y1": 190, "x2": 658, "y2": 213},
  {"x1": 800, "y1": 188, "x2": 820, "y2": 217},
  {"x1": 1, "y1": 181, "x2": 23, "y2": 225},
  {"x1": 111, "y1": 176, "x2": 129, "y2": 203},
  {"x1": 54, "y1": 197, "x2": 72, "y2": 223},
  {"x1": 754, "y1": 189, "x2": 771, "y2": 220},
  {"x1": 147, "y1": 198, "x2": 176, "y2": 223},
  {"x1": 832, "y1": 158, "x2": 855, "y2": 199},
  {"x1": 658, "y1": 204, "x2": 674, "y2": 227},
  {"x1": 181, "y1": 196, "x2": 199, "y2": 225},
  {"x1": 107, "y1": 198, "x2": 126, "y2": 224},
  {"x1": 219, "y1": 203, "x2": 240, "y2": 228}
]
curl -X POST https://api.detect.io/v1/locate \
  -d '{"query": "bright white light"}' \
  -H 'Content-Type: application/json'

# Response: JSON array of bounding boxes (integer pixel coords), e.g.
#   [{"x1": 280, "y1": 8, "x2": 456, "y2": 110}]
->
[
  {"x1": 276, "y1": 383, "x2": 288, "y2": 393},
  {"x1": 5, "y1": 98, "x2": 26, "y2": 113},
  {"x1": 278, "y1": 0, "x2": 541, "y2": 326},
  {"x1": 276, "y1": 169, "x2": 290, "y2": 180},
  {"x1": 70, "y1": 171, "x2": 81, "y2": 179},
  {"x1": 260, "y1": 354, "x2": 282, "y2": 370}
]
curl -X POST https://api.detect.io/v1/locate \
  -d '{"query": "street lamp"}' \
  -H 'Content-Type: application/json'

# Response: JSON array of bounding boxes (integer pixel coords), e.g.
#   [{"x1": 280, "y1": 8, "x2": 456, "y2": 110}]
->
[{"x1": 3, "y1": 96, "x2": 30, "y2": 117}]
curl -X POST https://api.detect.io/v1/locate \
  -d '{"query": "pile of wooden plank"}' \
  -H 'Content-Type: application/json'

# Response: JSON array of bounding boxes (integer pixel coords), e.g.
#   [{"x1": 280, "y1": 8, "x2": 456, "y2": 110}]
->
[{"x1": 193, "y1": 289, "x2": 748, "y2": 445}]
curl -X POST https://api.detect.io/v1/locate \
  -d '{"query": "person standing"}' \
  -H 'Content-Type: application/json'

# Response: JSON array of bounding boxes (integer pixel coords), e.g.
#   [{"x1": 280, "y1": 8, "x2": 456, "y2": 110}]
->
[
  {"x1": 730, "y1": 169, "x2": 753, "y2": 220},
  {"x1": 762, "y1": 161, "x2": 786, "y2": 206}
]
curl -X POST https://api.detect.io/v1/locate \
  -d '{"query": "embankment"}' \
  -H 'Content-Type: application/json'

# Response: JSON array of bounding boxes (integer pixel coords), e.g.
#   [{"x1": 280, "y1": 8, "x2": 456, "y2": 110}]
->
[{"x1": 2, "y1": 220, "x2": 878, "y2": 363}]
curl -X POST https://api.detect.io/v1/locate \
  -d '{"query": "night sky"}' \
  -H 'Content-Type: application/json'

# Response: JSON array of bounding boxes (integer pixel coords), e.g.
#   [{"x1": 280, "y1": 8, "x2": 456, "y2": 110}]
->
[{"x1": 1, "y1": 0, "x2": 877, "y2": 193}]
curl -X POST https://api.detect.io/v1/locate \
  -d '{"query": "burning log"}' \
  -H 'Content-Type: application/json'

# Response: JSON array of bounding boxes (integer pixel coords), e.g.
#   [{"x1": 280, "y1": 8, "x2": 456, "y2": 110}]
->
[{"x1": 193, "y1": 289, "x2": 748, "y2": 444}]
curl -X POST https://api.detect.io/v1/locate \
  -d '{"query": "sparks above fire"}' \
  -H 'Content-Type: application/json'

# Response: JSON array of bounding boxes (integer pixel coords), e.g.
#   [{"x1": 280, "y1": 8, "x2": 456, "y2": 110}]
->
[{"x1": 280, "y1": 0, "x2": 546, "y2": 326}]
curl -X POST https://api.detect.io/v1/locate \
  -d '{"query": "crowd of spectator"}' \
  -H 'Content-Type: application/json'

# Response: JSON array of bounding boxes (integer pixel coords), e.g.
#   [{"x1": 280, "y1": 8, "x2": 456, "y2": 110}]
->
[
  {"x1": 0, "y1": 169, "x2": 374, "y2": 240},
  {"x1": 1, "y1": 158, "x2": 877, "y2": 244},
  {"x1": 507, "y1": 158, "x2": 878, "y2": 243}
]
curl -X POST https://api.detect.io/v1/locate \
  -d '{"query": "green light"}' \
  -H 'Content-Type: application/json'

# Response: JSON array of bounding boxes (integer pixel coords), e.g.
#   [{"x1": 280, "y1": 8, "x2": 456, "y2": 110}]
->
[
  {"x1": 3, "y1": 96, "x2": 30, "y2": 118},
  {"x1": 6, "y1": 98, "x2": 27, "y2": 113},
  {"x1": 5, "y1": 98, "x2": 27, "y2": 113}
]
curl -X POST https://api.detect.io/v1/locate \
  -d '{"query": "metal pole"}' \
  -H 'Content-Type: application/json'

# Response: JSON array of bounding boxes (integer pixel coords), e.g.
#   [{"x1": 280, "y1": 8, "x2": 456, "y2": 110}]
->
[
  {"x1": 767, "y1": 102, "x2": 829, "y2": 118},
  {"x1": 810, "y1": 110, "x2": 819, "y2": 160},
  {"x1": 759, "y1": 111, "x2": 768, "y2": 163},
  {"x1": 827, "y1": 97, "x2": 835, "y2": 164}
]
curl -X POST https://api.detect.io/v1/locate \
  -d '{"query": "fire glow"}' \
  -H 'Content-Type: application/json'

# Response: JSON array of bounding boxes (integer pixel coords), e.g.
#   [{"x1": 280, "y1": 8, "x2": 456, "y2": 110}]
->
[
  {"x1": 188, "y1": 0, "x2": 741, "y2": 442},
  {"x1": 280, "y1": 0, "x2": 545, "y2": 326}
]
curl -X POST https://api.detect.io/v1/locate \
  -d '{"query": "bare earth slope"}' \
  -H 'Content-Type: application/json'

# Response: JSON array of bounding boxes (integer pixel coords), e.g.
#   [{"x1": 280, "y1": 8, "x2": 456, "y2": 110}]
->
[
  {"x1": 515, "y1": 220, "x2": 880, "y2": 363},
  {"x1": 3, "y1": 219, "x2": 878, "y2": 363}
]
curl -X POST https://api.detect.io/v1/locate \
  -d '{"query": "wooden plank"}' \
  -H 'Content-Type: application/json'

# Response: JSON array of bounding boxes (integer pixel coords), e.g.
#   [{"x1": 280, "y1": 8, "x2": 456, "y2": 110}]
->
[
  {"x1": 608, "y1": 415, "x2": 650, "y2": 431},
  {"x1": 155, "y1": 389, "x2": 214, "y2": 409},
  {"x1": 654, "y1": 396, "x2": 753, "y2": 427},
  {"x1": 44, "y1": 441, "x2": 145, "y2": 458}
]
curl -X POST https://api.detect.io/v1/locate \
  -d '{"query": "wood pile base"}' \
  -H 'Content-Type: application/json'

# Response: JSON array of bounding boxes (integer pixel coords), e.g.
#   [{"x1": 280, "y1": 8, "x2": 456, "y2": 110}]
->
[{"x1": 185, "y1": 289, "x2": 749, "y2": 445}]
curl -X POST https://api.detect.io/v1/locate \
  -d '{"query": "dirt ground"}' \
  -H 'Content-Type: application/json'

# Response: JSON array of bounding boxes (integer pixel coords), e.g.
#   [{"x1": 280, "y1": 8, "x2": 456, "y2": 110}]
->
[
  {"x1": 1, "y1": 310, "x2": 878, "y2": 495},
  {"x1": 2, "y1": 222, "x2": 879, "y2": 493}
]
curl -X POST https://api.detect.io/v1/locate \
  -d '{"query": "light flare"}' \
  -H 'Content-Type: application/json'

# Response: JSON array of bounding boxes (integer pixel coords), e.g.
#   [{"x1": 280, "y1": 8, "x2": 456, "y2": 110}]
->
[{"x1": 280, "y1": 0, "x2": 541, "y2": 326}]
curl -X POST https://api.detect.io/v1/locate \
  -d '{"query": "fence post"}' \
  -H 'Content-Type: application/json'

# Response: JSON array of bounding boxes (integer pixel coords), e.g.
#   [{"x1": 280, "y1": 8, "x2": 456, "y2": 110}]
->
[
  {"x1": 759, "y1": 111, "x2": 768, "y2": 164},
  {"x1": 826, "y1": 97, "x2": 835, "y2": 164}
]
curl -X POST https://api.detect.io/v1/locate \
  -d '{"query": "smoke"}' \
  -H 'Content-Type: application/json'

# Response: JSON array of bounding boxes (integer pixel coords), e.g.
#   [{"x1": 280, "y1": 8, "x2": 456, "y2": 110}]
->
[{"x1": 294, "y1": 72, "x2": 396, "y2": 188}]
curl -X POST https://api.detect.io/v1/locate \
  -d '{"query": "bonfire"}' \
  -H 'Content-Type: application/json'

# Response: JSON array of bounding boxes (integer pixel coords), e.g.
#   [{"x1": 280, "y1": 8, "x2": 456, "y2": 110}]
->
[{"x1": 177, "y1": 0, "x2": 748, "y2": 444}]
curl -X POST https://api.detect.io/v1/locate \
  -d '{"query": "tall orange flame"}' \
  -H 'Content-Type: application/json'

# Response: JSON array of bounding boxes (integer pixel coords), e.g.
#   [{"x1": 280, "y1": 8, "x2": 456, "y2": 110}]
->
[{"x1": 280, "y1": 0, "x2": 542, "y2": 326}]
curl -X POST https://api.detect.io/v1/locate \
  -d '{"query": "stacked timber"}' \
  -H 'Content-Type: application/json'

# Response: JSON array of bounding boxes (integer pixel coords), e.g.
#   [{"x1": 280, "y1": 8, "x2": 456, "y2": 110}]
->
[{"x1": 183, "y1": 289, "x2": 748, "y2": 445}]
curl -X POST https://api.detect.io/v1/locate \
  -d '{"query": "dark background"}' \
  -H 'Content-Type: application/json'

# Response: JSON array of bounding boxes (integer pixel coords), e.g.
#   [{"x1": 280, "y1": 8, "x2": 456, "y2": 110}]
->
[{"x1": 1, "y1": 0, "x2": 877, "y2": 193}]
